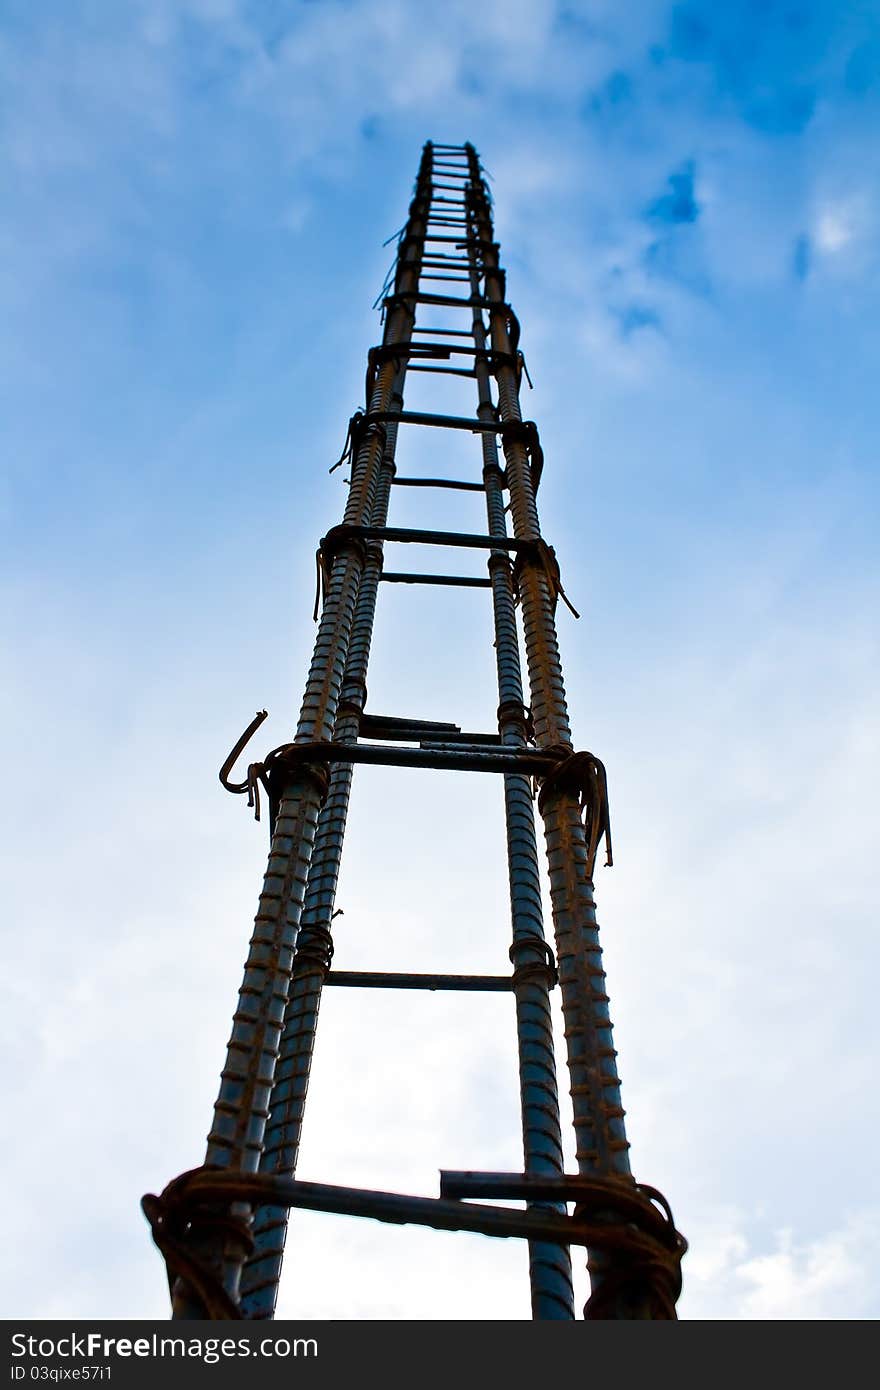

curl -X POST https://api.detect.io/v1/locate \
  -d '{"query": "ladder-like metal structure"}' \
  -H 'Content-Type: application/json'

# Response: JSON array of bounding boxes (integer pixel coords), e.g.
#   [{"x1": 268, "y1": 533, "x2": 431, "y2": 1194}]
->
[{"x1": 143, "y1": 141, "x2": 686, "y2": 1321}]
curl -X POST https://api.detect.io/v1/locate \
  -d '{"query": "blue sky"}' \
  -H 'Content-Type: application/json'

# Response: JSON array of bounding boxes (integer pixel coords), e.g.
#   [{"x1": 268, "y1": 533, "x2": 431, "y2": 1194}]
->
[{"x1": 2, "y1": 0, "x2": 879, "y2": 1319}]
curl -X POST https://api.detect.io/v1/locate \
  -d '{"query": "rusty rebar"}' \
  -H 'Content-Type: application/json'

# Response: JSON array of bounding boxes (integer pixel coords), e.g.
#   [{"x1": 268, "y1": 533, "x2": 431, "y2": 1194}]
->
[
  {"x1": 239, "y1": 417, "x2": 402, "y2": 1319},
  {"x1": 166, "y1": 149, "x2": 433, "y2": 1320},
  {"x1": 465, "y1": 145, "x2": 672, "y2": 1319}
]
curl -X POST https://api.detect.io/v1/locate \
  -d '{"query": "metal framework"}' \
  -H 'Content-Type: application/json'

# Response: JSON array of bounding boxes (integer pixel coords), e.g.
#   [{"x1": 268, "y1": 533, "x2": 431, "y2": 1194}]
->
[{"x1": 143, "y1": 141, "x2": 685, "y2": 1321}]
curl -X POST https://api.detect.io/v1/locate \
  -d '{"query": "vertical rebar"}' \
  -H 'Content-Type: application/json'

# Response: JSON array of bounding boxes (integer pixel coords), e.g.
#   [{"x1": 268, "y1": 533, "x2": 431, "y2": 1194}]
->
[
  {"x1": 239, "y1": 401, "x2": 405, "y2": 1319},
  {"x1": 464, "y1": 212, "x2": 574, "y2": 1320},
  {"x1": 170, "y1": 147, "x2": 434, "y2": 1319},
  {"x1": 464, "y1": 147, "x2": 660, "y2": 1319}
]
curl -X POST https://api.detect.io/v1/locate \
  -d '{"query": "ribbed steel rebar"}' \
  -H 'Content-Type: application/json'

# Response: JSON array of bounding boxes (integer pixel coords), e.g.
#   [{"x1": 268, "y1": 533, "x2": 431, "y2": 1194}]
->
[
  {"x1": 239, "y1": 408, "x2": 403, "y2": 1319},
  {"x1": 169, "y1": 150, "x2": 433, "y2": 1319},
  {"x1": 463, "y1": 213, "x2": 574, "y2": 1320},
  {"x1": 464, "y1": 146, "x2": 654, "y2": 1319}
]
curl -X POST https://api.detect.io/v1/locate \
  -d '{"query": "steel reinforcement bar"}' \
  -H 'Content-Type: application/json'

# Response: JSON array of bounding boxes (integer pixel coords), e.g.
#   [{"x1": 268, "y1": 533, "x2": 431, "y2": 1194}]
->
[
  {"x1": 238, "y1": 399, "x2": 404, "y2": 1318},
  {"x1": 463, "y1": 145, "x2": 671, "y2": 1319},
  {"x1": 463, "y1": 231, "x2": 574, "y2": 1319},
  {"x1": 165, "y1": 152, "x2": 433, "y2": 1320}
]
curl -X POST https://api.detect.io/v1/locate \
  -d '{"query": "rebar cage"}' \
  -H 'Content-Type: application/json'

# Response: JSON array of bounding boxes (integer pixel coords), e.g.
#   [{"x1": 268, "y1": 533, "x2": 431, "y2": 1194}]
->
[{"x1": 142, "y1": 141, "x2": 685, "y2": 1322}]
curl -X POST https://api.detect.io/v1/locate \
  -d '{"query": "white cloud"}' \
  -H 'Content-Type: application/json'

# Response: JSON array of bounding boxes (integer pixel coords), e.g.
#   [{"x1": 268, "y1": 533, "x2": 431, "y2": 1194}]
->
[
  {"x1": 3, "y1": 0, "x2": 879, "y2": 1324},
  {"x1": 816, "y1": 205, "x2": 855, "y2": 252},
  {"x1": 682, "y1": 1210, "x2": 880, "y2": 1319},
  {"x1": 813, "y1": 192, "x2": 878, "y2": 276}
]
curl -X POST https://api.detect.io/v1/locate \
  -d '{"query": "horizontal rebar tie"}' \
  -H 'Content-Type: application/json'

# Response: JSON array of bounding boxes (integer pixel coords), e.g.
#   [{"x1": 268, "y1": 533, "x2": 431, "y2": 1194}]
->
[
  {"x1": 383, "y1": 287, "x2": 517, "y2": 325},
  {"x1": 358, "y1": 713, "x2": 460, "y2": 736},
  {"x1": 219, "y1": 732, "x2": 614, "y2": 919},
  {"x1": 391, "y1": 477, "x2": 486, "y2": 492},
  {"x1": 325, "y1": 971, "x2": 514, "y2": 992},
  {"x1": 381, "y1": 573, "x2": 492, "y2": 588},
  {"x1": 312, "y1": 522, "x2": 524, "y2": 613},
  {"x1": 418, "y1": 236, "x2": 492, "y2": 246},
  {"x1": 266, "y1": 739, "x2": 555, "y2": 777},
  {"x1": 410, "y1": 326, "x2": 476, "y2": 336},
  {"x1": 313, "y1": 524, "x2": 572, "y2": 621},
  {"x1": 143, "y1": 1167, "x2": 685, "y2": 1321},
  {"x1": 364, "y1": 342, "x2": 518, "y2": 400},
  {"x1": 321, "y1": 522, "x2": 522, "y2": 553},
  {"x1": 332, "y1": 409, "x2": 543, "y2": 492},
  {"x1": 360, "y1": 714, "x2": 501, "y2": 744}
]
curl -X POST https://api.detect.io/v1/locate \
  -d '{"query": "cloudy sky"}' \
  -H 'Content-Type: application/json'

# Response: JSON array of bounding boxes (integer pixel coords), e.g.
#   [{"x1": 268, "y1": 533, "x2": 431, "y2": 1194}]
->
[{"x1": 2, "y1": 0, "x2": 878, "y2": 1320}]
